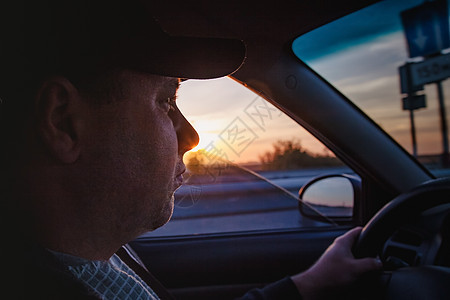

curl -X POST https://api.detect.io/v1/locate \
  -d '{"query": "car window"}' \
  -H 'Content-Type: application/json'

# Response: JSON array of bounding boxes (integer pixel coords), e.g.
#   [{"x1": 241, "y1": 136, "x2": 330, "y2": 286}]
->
[
  {"x1": 143, "y1": 77, "x2": 354, "y2": 238},
  {"x1": 292, "y1": 0, "x2": 450, "y2": 178}
]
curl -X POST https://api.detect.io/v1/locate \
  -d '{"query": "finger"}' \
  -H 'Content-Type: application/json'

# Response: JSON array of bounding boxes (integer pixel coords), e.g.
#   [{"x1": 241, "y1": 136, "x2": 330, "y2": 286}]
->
[
  {"x1": 335, "y1": 227, "x2": 362, "y2": 247},
  {"x1": 353, "y1": 257, "x2": 383, "y2": 274}
]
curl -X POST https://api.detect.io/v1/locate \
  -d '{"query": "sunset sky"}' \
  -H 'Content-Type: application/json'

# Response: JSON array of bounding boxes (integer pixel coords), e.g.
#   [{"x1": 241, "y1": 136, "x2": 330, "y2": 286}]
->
[
  {"x1": 177, "y1": 0, "x2": 450, "y2": 165},
  {"x1": 177, "y1": 77, "x2": 326, "y2": 165}
]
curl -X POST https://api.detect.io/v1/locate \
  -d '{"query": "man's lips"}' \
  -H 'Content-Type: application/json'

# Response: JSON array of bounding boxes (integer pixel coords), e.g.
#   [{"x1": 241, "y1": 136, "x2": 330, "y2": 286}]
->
[
  {"x1": 174, "y1": 168, "x2": 186, "y2": 187},
  {"x1": 176, "y1": 167, "x2": 186, "y2": 178}
]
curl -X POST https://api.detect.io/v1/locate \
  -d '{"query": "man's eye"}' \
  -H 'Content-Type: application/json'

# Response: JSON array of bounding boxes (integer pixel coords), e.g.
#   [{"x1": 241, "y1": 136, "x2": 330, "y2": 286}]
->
[{"x1": 161, "y1": 96, "x2": 177, "y2": 113}]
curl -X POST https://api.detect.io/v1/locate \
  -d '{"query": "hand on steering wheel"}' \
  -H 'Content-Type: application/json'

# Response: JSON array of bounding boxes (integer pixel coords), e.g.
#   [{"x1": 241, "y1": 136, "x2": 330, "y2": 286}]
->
[{"x1": 353, "y1": 178, "x2": 450, "y2": 300}]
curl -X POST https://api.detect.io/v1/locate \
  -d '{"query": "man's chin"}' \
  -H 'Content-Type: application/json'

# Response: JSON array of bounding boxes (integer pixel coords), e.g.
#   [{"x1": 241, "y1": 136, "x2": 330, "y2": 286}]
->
[
  {"x1": 164, "y1": 194, "x2": 175, "y2": 224},
  {"x1": 154, "y1": 194, "x2": 175, "y2": 230}
]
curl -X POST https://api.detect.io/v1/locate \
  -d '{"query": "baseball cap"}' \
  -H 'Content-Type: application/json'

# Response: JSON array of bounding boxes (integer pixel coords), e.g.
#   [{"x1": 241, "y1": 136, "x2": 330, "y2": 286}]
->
[{"x1": 0, "y1": 0, "x2": 246, "y2": 89}]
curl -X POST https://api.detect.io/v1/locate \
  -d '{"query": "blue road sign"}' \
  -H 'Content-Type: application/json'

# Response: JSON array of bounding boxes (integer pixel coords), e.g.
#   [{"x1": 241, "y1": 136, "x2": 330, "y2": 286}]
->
[{"x1": 401, "y1": 0, "x2": 450, "y2": 58}]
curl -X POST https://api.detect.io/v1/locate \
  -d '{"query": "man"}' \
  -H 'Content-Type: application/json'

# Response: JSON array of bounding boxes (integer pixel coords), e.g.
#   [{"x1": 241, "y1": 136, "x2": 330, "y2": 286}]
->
[{"x1": 0, "y1": 0, "x2": 381, "y2": 299}]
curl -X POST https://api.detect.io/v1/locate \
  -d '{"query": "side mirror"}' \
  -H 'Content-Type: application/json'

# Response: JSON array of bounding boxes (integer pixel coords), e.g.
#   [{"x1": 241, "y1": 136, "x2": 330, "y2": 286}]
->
[{"x1": 298, "y1": 174, "x2": 361, "y2": 224}]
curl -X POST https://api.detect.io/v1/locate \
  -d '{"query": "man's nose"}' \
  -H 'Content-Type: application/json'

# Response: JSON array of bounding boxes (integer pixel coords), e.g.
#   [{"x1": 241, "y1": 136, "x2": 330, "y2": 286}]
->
[{"x1": 176, "y1": 112, "x2": 200, "y2": 155}]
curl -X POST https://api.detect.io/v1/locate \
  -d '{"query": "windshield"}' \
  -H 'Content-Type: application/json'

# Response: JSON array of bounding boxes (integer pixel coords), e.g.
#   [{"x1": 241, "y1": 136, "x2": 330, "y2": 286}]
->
[{"x1": 292, "y1": 0, "x2": 450, "y2": 178}]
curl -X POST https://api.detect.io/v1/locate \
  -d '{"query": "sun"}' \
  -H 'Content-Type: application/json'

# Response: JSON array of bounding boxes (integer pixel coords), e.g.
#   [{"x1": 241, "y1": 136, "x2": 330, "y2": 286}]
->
[
  {"x1": 183, "y1": 130, "x2": 218, "y2": 165},
  {"x1": 189, "y1": 132, "x2": 218, "y2": 153},
  {"x1": 190, "y1": 134, "x2": 206, "y2": 152},
  {"x1": 187, "y1": 120, "x2": 220, "y2": 153}
]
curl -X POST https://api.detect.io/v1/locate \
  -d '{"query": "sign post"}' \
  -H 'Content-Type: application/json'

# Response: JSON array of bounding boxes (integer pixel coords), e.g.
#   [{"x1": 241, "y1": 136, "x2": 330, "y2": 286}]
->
[
  {"x1": 400, "y1": 0, "x2": 450, "y2": 164},
  {"x1": 437, "y1": 81, "x2": 449, "y2": 158},
  {"x1": 399, "y1": 63, "x2": 425, "y2": 157}
]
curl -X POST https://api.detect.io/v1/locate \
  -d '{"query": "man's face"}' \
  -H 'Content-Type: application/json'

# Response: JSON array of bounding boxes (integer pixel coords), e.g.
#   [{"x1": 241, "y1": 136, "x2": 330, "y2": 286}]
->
[{"x1": 80, "y1": 70, "x2": 198, "y2": 237}]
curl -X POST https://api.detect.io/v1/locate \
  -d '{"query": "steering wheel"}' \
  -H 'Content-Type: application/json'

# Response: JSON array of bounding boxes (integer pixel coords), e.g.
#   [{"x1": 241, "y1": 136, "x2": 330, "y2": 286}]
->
[{"x1": 353, "y1": 178, "x2": 450, "y2": 300}]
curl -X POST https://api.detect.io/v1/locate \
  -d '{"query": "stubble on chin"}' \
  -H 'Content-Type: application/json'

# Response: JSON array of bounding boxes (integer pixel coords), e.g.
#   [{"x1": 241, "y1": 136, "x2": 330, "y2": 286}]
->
[{"x1": 146, "y1": 193, "x2": 174, "y2": 232}]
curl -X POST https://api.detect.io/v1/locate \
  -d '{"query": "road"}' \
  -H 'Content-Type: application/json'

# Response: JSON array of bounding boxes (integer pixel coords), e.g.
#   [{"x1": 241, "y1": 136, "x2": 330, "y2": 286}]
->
[{"x1": 142, "y1": 167, "x2": 353, "y2": 238}]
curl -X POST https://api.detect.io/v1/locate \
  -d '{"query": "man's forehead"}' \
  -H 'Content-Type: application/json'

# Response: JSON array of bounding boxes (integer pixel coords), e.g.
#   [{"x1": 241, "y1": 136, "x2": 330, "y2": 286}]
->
[{"x1": 132, "y1": 73, "x2": 179, "y2": 93}]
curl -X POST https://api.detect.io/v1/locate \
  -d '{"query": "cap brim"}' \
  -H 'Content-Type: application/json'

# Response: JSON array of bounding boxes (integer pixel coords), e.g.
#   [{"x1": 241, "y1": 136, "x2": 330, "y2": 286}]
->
[{"x1": 121, "y1": 35, "x2": 247, "y2": 80}]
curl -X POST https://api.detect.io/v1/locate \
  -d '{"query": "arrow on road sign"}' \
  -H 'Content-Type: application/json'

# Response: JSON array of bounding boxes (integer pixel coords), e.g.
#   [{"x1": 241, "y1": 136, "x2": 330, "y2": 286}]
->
[{"x1": 414, "y1": 25, "x2": 427, "y2": 50}]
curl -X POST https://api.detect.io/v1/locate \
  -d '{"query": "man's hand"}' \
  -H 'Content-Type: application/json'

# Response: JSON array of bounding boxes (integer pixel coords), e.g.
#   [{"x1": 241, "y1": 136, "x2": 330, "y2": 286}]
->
[{"x1": 291, "y1": 227, "x2": 382, "y2": 300}]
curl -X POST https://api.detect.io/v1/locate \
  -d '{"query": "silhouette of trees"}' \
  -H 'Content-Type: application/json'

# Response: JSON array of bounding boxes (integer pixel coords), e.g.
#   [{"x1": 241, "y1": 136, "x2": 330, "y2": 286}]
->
[
  {"x1": 184, "y1": 139, "x2": 342, "y2": 174},
  {"x1": 185, "y1": 151, "x2": 206, "y2": 174},
  {"x1": 259, "y1": 139, "x2": 342, "y2": 170}
]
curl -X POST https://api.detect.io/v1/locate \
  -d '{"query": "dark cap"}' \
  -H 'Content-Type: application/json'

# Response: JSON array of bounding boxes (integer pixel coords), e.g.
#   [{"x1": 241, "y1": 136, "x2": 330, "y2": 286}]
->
[{"x1": 0, "y1": 0, "x2": 246, "y2": 91}]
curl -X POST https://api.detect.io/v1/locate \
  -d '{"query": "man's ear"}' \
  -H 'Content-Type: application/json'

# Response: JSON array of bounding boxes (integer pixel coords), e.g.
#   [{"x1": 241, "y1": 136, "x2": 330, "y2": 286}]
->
[{"x1": 35, "y1": 77, "x2": 83, "y2": 164}]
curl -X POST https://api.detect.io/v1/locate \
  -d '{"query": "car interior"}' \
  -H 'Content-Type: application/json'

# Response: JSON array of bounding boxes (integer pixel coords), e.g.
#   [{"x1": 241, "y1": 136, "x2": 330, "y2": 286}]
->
[{"x1": 3, "y1": 0, "x2": 448, "y2": 299}]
